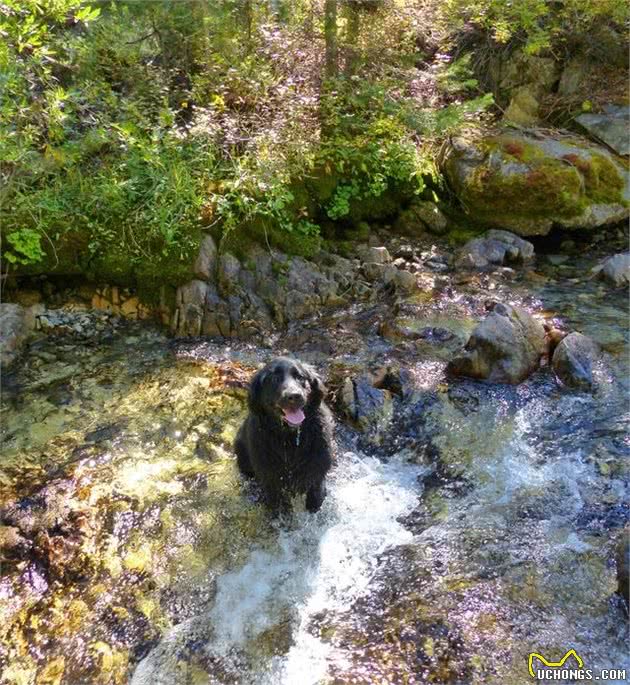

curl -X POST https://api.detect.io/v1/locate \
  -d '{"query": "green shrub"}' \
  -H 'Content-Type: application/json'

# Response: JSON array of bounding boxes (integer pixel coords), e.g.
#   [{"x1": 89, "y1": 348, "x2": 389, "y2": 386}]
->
[{"x1": 439, "y1": 0, "x2": 629, "y2": 54}]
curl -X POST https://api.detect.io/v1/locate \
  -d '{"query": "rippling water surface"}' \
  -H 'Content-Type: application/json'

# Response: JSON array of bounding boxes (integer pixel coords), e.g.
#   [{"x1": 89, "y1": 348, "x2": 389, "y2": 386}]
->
[{"x1": 1, "y1": 256, "x2": 628, "y2": 685}]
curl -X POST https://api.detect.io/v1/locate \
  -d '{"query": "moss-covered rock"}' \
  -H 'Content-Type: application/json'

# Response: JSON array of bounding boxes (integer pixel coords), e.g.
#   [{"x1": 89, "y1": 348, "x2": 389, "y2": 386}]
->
[{"x1": 442, "y1": 131, "x2": 630, "y2": 236}]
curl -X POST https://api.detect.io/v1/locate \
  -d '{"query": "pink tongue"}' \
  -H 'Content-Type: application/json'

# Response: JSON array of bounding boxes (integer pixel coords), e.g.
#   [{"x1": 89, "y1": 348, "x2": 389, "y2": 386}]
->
[{"x1": 283, "y1": 408, "x2": 305, "y2": 426}]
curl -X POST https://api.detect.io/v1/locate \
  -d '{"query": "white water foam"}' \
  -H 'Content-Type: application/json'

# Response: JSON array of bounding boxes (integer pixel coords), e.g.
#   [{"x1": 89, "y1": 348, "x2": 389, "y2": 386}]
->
[{"x1": 131, "y1": 450, "x2": 425, "y2": 685}]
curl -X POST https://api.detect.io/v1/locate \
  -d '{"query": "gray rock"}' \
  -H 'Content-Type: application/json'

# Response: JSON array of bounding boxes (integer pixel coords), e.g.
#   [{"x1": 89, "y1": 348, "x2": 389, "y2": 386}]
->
[
  {"x1": 393, "y1": 269, "x2": 417, "y2": 292},
  {"x1": 395, "y1": 201, "x2": 448, "y2": 235},
  {"x1": 365, "y1": 246, "x2": 391, "y2": 264},
  {"x1": 284, "y1": 290, "x2": 318, "y2": 321},
  {"x1": 193, "y1": 234, "x2": 218, "y2": 280},
  {"x1": 218, "y1": 252, "x2": 241, "y2": 289},
  {"x1": 448, "y1": 304, "x2": 545, "y2": 384},
  {"x1": 178, "y1": 304, "x2": 204, "y2": 337},
  {"x1": 557, "y1": 58, "x2": 590, "y2": 97},
  {"x1": 341, "y1": 375, "x2": 392, "y2": 434},
  {"x1": 201, "y1": 285, "x2": 231, "y2": 337},
  {"x1": 177, "y1": 280, "x2": 210, "y2": 307},
  {"x1": 552, "y1": 332, "x2": 599, "y2": 390},
  {"x1": 591, "y1": 253, "x2": 630, "y2": 288},
  {"x1": 362, "y1": 262, "x2": 396, "y2": 283},
  {"x1": 454, "y1": 230, "x2": 534, "y2": 270},
  {"x1": 497, "y1": 49, "x2": 559, "y2": 97},
  {"x1": 0, "y1": 304, "x2": 29, "y2": 367},
  {"x1": 575, "y1": 105, "x2": 630, "y2": 157},
  {"x1": 442, "y1": 131, "x2": 629, "y2": 236}
]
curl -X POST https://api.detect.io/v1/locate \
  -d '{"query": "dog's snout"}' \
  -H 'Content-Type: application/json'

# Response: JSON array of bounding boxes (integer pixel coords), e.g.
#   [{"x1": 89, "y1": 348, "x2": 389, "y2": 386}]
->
[{"x1": 283, "y1": 391, "x2": 303, "y2": 403}]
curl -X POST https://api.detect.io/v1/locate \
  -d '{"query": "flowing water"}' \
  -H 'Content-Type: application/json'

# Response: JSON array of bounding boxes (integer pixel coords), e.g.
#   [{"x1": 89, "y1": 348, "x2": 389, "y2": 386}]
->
[{"x1": 1, "y1": 252, "x2": 628, "y2": 685}]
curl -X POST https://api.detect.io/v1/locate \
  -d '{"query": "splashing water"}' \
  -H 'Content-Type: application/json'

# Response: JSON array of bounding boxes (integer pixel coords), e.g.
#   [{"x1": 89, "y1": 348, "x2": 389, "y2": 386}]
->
[{"x1": 131, "y1": 451, "x2": 427, "y2": 685}]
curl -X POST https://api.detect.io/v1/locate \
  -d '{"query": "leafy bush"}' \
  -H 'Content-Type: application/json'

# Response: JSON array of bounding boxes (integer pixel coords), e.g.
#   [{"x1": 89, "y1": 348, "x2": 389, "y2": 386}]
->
[
  {"x1": 439, "y1": 0, "x2": 629, "y2": 54},
  {"x1": 319, "y1": 117, "x2": 430, "y2": 220}
]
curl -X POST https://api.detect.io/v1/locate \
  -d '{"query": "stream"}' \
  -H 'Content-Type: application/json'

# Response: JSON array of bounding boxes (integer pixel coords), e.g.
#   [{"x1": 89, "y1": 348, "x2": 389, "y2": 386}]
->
[{"x1": 1, "y1": 247, "x2": 628, "y2": 685}]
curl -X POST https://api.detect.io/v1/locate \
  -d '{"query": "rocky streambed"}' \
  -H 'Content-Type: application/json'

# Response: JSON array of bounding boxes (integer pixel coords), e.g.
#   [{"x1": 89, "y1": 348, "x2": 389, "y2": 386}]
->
[{"x1": 1, "y1": 229, "x2": 629, "y2": 685}]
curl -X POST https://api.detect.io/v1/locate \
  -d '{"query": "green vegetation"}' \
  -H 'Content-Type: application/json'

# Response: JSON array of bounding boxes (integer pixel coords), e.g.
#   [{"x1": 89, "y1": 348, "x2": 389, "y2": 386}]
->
[{"x1": 0, "y1": 0, "x2": 627, "y2": 286}]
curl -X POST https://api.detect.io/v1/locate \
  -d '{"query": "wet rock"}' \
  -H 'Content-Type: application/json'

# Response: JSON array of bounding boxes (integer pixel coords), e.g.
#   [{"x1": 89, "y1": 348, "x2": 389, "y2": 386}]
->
[
  {"x1": 454, "y1": 230, "x2": 534, "y2": 270},
  {"x1": 448, "y1": 304, "x2": 545, "y2": 383},
  {"x1": 552, "y1": 332, "x2": 599, "y2": 390},
  {"x1": 393, "y1": 269, "x2": 417, "y2": 292},
  {"x1": 442, "y1": 131, "x2": 629, "y2": 235},
  {"x1": 85, "y1": 419, "x2": 129, "y2": 444},
  {"x1": 576, "y1": 104, "x2": 630, "y2": 157},
  {"x1": 371, "y1": 365, "x2": 415, "y2": 400},
  {"x1": 591, "y1": 253, "x2": 630, "y2": 288},
  {"x1": 543, "y1": 323, "x2": 568, "y2": 359},
  {"x1": 576, "y1": 503, "x2": 630, "y2": 535},
  {"x1": 395, "y1": 200, "x2": 448, "y2": 235},
  {"x1": 193, "y1": 234, "x2": 218, "y2": 280},
  {"x1": 616, "y1": 528, "x2": 629, "y2": 606},
  {"x1": 0, "y1": 303, "x2": 30, "y2": 367},
  {"x1": 377, "y1": 319, "x2": 418, "y2": 342},
  {"x1": 340, "y1": 375, "x2": 393, "y2": 434}
]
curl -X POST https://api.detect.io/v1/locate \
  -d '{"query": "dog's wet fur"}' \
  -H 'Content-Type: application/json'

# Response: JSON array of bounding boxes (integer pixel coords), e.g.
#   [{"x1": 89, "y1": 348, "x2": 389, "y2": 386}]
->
[{"x1": 235, "y1": 357, "x2": 334, "y2": 514}]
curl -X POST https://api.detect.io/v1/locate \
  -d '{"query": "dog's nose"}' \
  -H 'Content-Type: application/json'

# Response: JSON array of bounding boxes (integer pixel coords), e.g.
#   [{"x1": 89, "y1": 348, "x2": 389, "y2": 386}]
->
[{"x1": 284, "y1": 391, "x2": 302, "y2": 403}]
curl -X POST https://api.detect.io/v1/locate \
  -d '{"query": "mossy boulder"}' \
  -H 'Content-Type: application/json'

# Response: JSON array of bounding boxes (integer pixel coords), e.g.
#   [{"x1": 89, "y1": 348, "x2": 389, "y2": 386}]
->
[{"x1": 442, "y1": 131, "x2": 630, "y2": 236}]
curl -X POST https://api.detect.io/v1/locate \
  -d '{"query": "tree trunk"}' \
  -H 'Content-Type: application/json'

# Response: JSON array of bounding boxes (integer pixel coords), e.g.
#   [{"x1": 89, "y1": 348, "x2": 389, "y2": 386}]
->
[
  {"x1": 324, "y1": 0, "x2": 338, "y2": 80},
  {"x1": 343, "y1": 1, "x2": 361, "y2": 77}
]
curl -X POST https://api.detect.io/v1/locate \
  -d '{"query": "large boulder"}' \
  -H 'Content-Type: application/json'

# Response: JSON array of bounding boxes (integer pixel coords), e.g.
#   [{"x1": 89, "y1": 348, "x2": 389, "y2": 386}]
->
[
  {"x1": 442, "y1": 131, "x2": 629, "y2": 236},
  {"x1": 591, "y1": 253, "x2": 630, "y2": 288},
  {"x1": 447, "y1": 304, "x2": 545, "y2": 384},
  {"x1": 0, "y1": 303, "x2": 30, "y2": 367},
  {"x1": 454, "y1": 230, "x2": 534, "y2": 270},
  {"x1": 552, "y1": 332, "x2": 599, "y2": 390}
]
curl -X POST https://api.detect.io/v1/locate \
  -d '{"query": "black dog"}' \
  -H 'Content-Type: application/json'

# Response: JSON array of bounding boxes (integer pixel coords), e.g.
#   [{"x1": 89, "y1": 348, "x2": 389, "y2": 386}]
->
[{"x1": 235, "y1": 357, "x2": 334, "y2": 514}]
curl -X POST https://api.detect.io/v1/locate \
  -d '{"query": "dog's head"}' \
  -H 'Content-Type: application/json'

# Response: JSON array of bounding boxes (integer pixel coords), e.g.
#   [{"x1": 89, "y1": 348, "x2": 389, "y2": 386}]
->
[{"x1": 248, "y1": 357, "x2": 325, "y2": 427}]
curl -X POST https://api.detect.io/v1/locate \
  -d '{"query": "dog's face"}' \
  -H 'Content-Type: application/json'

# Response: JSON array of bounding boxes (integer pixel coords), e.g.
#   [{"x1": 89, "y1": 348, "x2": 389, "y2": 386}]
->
[{"x1": 248, "y1": 357, "x2": 325, "y2": 427}]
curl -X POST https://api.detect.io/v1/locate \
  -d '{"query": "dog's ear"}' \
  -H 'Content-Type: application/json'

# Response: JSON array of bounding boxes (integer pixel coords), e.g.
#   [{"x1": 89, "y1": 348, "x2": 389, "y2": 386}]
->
[
  {"x1": 248, "y1": 367, "x2": 268, "y2": 414},
  {"x1": 302, "y1": 363, "x2": 326, "y2": 405}
]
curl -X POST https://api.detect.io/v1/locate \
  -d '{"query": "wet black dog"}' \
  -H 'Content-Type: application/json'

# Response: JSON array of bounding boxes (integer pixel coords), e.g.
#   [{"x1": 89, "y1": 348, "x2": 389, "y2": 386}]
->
[{"x1": 235, "y1": 357, "x2": 334, "y2": 514}]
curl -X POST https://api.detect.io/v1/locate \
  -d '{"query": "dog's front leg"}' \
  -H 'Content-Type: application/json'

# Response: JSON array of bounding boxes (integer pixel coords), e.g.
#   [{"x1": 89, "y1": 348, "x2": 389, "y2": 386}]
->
[
  {"x1": 263, "y1": 486, "x2": 291, "y2": 517},
  {"x1": 305, "y1": 481, "x2": 327, "y2": 513}
]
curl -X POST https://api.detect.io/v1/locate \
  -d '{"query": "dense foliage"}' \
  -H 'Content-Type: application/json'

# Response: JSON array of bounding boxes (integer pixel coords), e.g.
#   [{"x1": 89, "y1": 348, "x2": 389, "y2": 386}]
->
[{"x1": 0, "y1": 0, "x2": 627, "y2": 284}]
